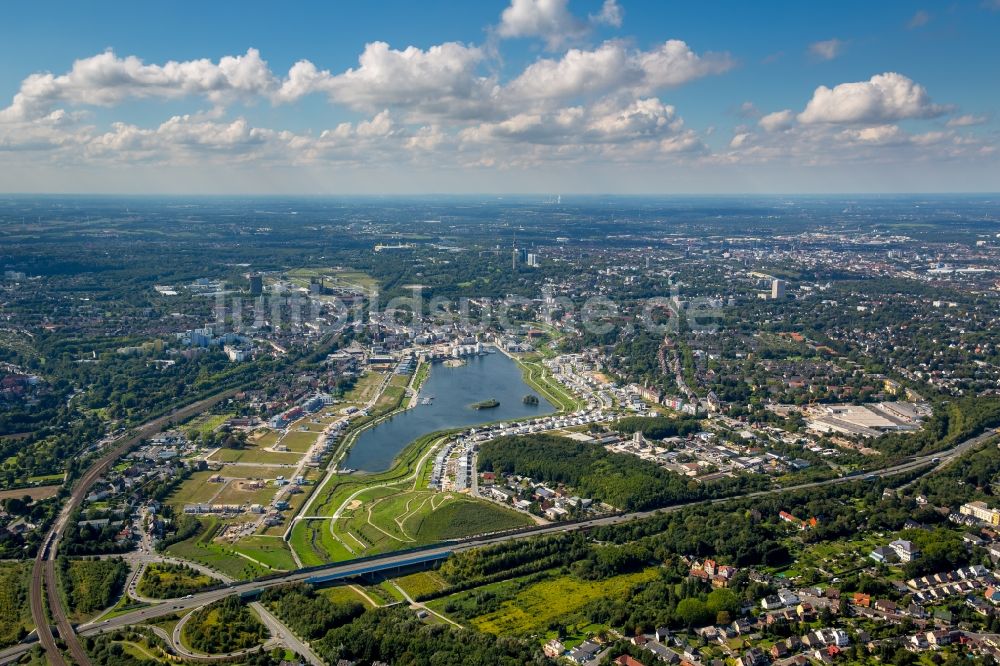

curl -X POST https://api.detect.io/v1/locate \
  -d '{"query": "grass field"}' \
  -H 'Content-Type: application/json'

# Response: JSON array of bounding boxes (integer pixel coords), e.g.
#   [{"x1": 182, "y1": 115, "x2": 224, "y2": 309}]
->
[
  {"x1": 0, "y1": 485, "x2": 60, "y2": 501},
  {"x1": 320, "y1": 584, "x2": 378, "y2": 608},
  {"x1": 323, "y1": 487, "x2": 530, "y2": 560},
  {"x1": 392, "y1": 571, "x2": 449, "y2": 600},
  {"x1": 164, "y1": 471, "x2": 227, "y2": 508},
  {"x1": 429, "y1": 568, "x2": 658, "y2": 637},
  {"x1": 279, "y1": 430, "x2": 319, "y2": 452},
  {"x1": 183, "y1": 413, "x2": 232, "y2": 438},
  {"x1": 0, "y1": 562, "x2": 32, "y2": 648},
  {"x1": 232, "y1": 536, "x2": 297, "y2": 571},
  {"x1": 215, "y1": 465, "x2": 293, "y2": 480},
  {"x1": 252, "y1": 430, "x2": 280, "y2": 448},
  {"x1": 165, "y1": 516, "x2": 268, "y2": 580},
  {"x1": 342, "y1": 371, "x2": 386, "y2": 405},
  {"x1": 291, "y1": 519, "x2": 355, "y2": 566},
  {"x1": 208, "y1": 443, "x2": 301, "y2": 465},
  {"x1": 211, "y1": 480, "x2": 276, "y2": 507}
]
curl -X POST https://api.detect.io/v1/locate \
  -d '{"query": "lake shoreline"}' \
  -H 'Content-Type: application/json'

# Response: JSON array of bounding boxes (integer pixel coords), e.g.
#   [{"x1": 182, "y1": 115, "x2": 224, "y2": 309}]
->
[{"x1": 341, "y1": 348, "x2": 556, "y2": 473}]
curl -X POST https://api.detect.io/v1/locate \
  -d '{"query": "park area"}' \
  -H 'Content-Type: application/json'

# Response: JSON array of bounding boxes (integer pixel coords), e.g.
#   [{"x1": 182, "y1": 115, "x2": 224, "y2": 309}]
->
[{"x1": 290, "y1": 431, "x2": 532, "y2": 566}]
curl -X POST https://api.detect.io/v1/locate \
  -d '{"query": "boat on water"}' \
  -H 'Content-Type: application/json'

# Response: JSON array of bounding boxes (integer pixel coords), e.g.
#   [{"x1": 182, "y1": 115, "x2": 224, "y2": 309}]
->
[{"x1": 420, "y1": 396, "x2": 434, "y2": 405}]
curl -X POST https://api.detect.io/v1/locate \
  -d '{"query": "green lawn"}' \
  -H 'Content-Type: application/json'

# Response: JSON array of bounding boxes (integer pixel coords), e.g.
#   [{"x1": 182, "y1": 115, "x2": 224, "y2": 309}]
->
[
  {"x1": 320, "y1": 584, "x2": 378, "y2": 609},
  {"x1": 279, "y1": 430, "x2": 319, "y2": 452},
  {"x1": 290, "y1": 519, "x2": 355, "y2": 566},
  {"x1": 405, "y1": 497, "x2": 530, "y2": 542},
  {"x1": 232, "y1": 536, "x2": 297, "y2": 571},
  {"x1": 342, "y1": 371, "x2": 387, "y2": 405},
  {"x1": 208, "y1": 444, "x2": 301, "y2": 465},
  {"x1": 331, "y1": 490, "x2": 530, "y2": 560},
  {"x1": 165, "y1": 470, "x2": 227, "y2": 508}
]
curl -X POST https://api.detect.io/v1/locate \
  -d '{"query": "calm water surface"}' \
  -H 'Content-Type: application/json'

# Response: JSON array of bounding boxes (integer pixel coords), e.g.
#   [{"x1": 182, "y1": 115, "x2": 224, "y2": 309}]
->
[{"x1": 342, "y1": 351, "x2": 555, "y2": 472}]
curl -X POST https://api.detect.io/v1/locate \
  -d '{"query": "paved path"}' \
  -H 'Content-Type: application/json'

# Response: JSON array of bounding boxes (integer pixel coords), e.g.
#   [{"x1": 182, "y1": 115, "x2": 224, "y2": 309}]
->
[{"x1": 386, "y1": 578, "x2": 462, "y2": 628}]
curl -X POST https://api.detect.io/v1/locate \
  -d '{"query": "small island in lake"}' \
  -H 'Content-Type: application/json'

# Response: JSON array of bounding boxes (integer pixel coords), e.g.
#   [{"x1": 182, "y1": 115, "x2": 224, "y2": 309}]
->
[
  {"x1": 471, "y1": 398, "x2": 500, "y2": 410},
  {"x1": 522, "y1": 394, "x2": 539, "y2": 405}
]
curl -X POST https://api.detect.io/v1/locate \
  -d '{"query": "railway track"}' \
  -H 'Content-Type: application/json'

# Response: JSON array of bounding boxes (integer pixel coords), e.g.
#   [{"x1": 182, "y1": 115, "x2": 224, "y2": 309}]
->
[{"x1": 29, "y1": 388, "x2": 241, "y2": 666}]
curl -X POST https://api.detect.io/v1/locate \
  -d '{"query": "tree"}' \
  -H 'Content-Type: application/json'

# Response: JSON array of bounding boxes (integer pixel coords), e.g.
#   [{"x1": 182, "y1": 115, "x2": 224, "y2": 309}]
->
[
  {"x1": 706, "y1": 588, "x2": 739, "y2": 616},
  {"x1": 676, "y1": 598, "x2": 709, "y2": 627}
]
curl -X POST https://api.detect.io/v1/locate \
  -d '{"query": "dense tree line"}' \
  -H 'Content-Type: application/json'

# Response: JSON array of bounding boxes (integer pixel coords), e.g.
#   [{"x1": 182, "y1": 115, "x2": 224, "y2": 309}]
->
[
  {"x1": 59, "y1": 556, "x2": 128, "y2": 617},
  {"x1": 614, "y1": 416, "x2": 704, "y2": 439},
  {"x1": 260, "y1": 583, "x2": 365, "y2": 641},
  {"x1": 182, "y1": 595, "x2": 267, "y2": 654},
  {"x1": 438, "y1": 533, "x2": 591, "y2": 588},
  {"x1": 136, "y1": 562, "x2": 219, "y2": 599},
  {"x1": 585, "y1": 575, "x2": 743, "y2": 635},
  {"x1": 0, "y1": 563, "x2": 30, "y2": 647},
  {"x1": 315, "y1": 606, "x2": 549, "y2": 666},
  {"x1": 571, "y1": 542, "x2": 653, "y2": 580},
  {"x1": 911, "y1": 442, "x2": 1000, "y2": 508},
  {"x1": 873, "y1": 396, "x2": 1000, "y2": 458},
  {"x1": 477, "y1": 434, "x2": 768, "y2": 511},
  {"x1": 156, "y1": 513, "x2": 202, "y2": 552}
]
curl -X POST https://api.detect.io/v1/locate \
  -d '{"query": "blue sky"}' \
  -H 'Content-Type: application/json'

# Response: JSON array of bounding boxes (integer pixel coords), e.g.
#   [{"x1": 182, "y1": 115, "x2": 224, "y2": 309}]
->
[{"x1": 0, "y1": 0, "x2": 997, "y2": 193}]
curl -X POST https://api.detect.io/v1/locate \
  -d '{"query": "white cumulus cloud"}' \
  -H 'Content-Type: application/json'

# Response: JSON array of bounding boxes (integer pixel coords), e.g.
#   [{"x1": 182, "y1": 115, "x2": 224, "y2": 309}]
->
[
  {"x1": 275, "y1": 41, "x2": 493, "y2": 121},
  {"x1": 0, "y1": 49, "x2": 275, "y2": 121},
  {"x1": 797, "y1": 72, "x2": 946, "y2": 124},
  {"x1": 504, "y1": 40, "x2": 734, "y2": 103},
  {"x1": 758, "y1": 109, "x2": 795, "y2": 132},
  {"x1": 498, "y1": 0, "x2": 622, "y2": 49}
]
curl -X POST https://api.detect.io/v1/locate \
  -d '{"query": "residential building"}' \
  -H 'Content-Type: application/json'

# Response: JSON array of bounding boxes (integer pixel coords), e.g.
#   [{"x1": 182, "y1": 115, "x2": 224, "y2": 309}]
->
[
  {"x1": 961, "y1": 501, "x2": 1000, "y2": 526},
  {"x1": 889, "y1": 539, "x2": 919, "y2": 562}
]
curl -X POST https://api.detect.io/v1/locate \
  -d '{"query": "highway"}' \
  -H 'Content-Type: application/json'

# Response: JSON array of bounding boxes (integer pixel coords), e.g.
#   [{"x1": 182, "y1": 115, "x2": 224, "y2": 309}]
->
[
  {"x1": 52, "y1": 433, "x2": 1000, "y2": 634},
  {"x1": 28, "y1": 388, "x2": 241, "y2": 666},
  {"x1": 14, "y1": 413, "x2": 995, "y2": 666}
]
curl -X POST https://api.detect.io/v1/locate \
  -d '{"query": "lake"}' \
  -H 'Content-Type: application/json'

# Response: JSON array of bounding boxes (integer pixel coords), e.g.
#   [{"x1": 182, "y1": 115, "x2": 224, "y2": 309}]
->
[{"x1": 342, "y1": 350, "x2": 555, "y2": 472}]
